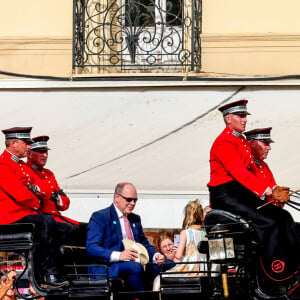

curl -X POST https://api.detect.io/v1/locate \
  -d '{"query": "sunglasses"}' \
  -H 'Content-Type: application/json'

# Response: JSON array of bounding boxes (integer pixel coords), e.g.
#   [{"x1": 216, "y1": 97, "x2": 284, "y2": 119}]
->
[{"x1": 116, "y1": 192, "x2": 138, "y2": 203}]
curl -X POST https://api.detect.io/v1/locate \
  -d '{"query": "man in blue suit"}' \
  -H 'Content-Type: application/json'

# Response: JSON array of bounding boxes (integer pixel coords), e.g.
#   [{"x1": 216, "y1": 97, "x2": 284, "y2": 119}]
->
[{"x1": 86, "y1": 182, "x2": 165, "y2": 291}]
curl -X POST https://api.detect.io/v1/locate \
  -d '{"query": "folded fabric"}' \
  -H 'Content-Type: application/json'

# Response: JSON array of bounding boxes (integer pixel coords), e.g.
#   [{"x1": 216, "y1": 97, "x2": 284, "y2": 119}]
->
[{"x1": 122, "y1": 239, "x2": 149, "y2": 265}]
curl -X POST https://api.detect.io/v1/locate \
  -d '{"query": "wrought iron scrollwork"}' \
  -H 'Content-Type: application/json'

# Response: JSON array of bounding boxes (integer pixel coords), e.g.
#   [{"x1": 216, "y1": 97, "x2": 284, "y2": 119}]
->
[{"x1": 73, "y1": 0, "x2": 202, "y2": 73}]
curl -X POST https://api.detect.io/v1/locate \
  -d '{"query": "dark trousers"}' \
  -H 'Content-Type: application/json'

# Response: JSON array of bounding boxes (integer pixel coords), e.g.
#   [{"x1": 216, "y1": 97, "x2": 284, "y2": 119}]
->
[
  {"x1": 55, "y1": 221, "x2": 83, "y2": 246},
  {"x1": 54, "y1": 221, "x2": 86, "y2": 274},
  {"x1": 118, "y1": 261, "x2": 165, "y2": 291},
  {"x1": 15, "y1": 214, "x2": 60, "y2": 276},
  {"x1": 118, "y1": 261, "x2": 146, "y2": 291},
  {"x1": 209, "y1": 181, "x2": 300, "y2": 282}
]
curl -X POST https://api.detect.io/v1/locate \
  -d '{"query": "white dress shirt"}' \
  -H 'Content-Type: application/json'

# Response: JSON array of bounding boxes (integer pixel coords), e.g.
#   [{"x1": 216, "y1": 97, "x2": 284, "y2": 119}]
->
[
  {"x1": 110, "y1": 204, "x2": 159, "y2": 263},
  {"x1": 110, "y1": 204, "x2": 134, "y2": 262}
]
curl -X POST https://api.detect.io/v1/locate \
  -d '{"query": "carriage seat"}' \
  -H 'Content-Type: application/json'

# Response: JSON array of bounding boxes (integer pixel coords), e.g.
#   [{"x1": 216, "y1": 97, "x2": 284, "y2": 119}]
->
[
  {"x1": 61, "y1": 222, "x2": 123, "y2": 297},
  {"x1": 0, "y1": 223, "x2": 51, "y2": 297},
  {"x1": 204, "y1": 209, "x2": 254, "y2": 234},
  {"x1": 160, "y1": 275, "x2": 209, "y2": 295},
  {"x1": 0, "y1": 223, "x2": 112, "y2": 299},
  {"x1": 0, "y1": 223, "x2": 35, "y2": 252}
]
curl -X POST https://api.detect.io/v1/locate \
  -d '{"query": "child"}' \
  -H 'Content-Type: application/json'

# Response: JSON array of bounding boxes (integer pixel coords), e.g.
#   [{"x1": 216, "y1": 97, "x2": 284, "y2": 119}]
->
[{"x1": 153, "y1": 199, "x2": 207, "y2": 291}]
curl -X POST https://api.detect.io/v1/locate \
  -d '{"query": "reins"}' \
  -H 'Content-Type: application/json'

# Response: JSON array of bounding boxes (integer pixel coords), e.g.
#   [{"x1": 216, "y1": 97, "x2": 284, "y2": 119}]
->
[
  {"x1": 285, "y1": 189, "x2": 300, "y2": 211},
  {"x1": 257, "y1": 188, "x2": 300, "y2": 210}
]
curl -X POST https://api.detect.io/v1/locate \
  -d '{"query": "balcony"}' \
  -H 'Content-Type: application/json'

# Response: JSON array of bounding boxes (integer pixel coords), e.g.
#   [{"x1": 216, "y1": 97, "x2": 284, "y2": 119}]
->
[{"x1": 72, "y1": 0, "x2": 202, "y2": 75}]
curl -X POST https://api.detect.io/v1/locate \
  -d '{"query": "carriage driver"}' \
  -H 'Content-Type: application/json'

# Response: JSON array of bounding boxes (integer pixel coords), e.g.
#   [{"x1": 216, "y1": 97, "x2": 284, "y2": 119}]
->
[
  {"x1": 207, "y1": 100, "x2": 300, "y2": 296},
  {"x1": 244, "y1": 127, "x2": 281, "y2": 207},
  {"x1": 27, "y1": 136, "x2": 82, "y2": 246},
  {"x1": 0, "y1": 127, "x2": 69, "y2": 288}
]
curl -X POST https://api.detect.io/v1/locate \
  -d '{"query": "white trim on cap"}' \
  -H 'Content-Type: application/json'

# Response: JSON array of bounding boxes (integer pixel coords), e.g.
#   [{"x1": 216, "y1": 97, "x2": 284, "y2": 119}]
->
[
  {"x1": 222, "y1": 105, "x2": 248, "y2": 116},
  {"x1": 5, "y1": 132, "x2": 30, "y2": 139},
  {"x1": 30, "y1": 141, "x2": 48, "y2": 150},
  {"x1": 246, "y1": 133, "x2": 271, "y2": 140}
]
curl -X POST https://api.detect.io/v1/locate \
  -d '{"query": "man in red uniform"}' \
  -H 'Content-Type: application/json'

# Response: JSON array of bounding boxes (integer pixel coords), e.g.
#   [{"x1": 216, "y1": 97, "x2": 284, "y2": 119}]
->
[
  {"x1": 208, "y1": 101, "x2": 299, "y2": 296},
  {"x1": 244, "y1": 127, "x2": 279, "y2": 206},
  {"x1": 0, "y1": 127, "x2": 69, "y2": 288},
  {"x1": 27, "y1": 136, "x2": 81, "y2": 245}
]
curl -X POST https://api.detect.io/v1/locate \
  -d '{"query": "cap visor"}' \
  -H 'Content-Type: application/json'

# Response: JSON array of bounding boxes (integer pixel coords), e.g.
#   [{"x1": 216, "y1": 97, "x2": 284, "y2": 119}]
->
[
  {"x1": 21, "y1": 138, "x2": 34, "y2": 144},
  {"x1": 259, "y1": 139, "x2": 274, "y2": 143},
  {"x1": 31, "y1": 147, "x2": 50, "y2": 151}
]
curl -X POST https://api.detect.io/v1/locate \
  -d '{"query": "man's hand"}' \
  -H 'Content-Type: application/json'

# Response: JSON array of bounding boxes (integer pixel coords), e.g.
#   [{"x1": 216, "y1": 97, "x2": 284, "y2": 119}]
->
[
  {"x1": 272, "y1": 186, "x2": 290, "y2": 203},
  {"x1": 154, "y1": 253, "x2": 165, "y2": 266},
  {"x1": 120, "y1": 248, "x2": 138, "y2": 261}
]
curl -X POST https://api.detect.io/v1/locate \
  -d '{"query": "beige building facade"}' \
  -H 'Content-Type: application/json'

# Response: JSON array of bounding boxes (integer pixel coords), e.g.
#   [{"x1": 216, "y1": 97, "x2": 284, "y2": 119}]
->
[
  {"x1": 1, "y1": 1, "x2": 300, "y2": 226},
  {"x1": 1, "y1": 0, "x2": 300, "y2": 77}
]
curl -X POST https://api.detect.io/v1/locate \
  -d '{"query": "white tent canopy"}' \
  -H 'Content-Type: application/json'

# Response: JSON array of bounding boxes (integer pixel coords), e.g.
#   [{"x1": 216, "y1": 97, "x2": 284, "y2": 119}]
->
[{"x1": 0, "y1": 81, "x2": 299, "y2": 224}]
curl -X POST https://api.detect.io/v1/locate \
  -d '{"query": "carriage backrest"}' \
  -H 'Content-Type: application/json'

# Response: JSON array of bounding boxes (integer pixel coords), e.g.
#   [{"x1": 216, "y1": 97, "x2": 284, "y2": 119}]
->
[
  {"x1": 0, "y1": 223, "x2": 35, "y2": 251},
  {"x1": 204, "y1": 209, "x2": 254, "y2": 235}
]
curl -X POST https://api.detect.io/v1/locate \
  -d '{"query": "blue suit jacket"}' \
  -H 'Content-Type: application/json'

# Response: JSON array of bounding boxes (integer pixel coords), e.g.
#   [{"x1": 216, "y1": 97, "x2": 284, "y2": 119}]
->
[{"x1": 86, "y1": 204, "x2": 158, "y2": 278}]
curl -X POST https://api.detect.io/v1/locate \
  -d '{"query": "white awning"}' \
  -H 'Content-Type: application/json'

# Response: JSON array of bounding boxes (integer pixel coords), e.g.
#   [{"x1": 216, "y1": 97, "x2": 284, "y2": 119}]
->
[{"x1": 0, "y1": 81, "x2": 299, "y2": 223}]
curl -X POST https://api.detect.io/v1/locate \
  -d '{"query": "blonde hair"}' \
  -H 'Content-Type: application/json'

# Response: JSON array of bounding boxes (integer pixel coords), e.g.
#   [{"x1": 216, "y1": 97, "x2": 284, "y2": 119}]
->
[{"x1": 182, "y1": 199, "x2": 203, "y2": 229}]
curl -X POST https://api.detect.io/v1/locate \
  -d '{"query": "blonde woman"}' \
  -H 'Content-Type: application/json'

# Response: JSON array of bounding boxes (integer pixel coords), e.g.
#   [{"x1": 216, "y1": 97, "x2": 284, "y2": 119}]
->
[{"x1": 153, "y1": 199, "x2": 207, "y2": 291}]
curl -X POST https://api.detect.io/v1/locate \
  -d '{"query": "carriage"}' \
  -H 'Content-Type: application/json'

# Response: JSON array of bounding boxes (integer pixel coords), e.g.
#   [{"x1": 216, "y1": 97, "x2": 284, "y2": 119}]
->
[{"x1": 0, "y1": 209, "x2": 297, "y2": 300}]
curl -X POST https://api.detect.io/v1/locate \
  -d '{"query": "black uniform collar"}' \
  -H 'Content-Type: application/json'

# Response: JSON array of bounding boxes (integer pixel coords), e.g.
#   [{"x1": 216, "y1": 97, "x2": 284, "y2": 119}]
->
[
  {"x1": 254, "y1": 158, "x2": 262, "y2": 166},
  {"x1": 31, "y1": 164, "x2": 42, "y2": 171}
]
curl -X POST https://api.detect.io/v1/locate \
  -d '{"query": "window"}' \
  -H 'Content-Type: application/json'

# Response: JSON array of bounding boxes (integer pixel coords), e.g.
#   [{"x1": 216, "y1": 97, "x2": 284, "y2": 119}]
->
[{"x1": 73, "y1": 0, "x2": 202, "y2": 74}]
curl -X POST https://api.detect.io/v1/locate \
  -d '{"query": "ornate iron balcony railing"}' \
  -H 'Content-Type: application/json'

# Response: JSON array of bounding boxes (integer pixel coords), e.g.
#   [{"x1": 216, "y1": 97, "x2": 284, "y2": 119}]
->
[{"x1": 72, "y1": 0, "x2": 202, "y2": 74}]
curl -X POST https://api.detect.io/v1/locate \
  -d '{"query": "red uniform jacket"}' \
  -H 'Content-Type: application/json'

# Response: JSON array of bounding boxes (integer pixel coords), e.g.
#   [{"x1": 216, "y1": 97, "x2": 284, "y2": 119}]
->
[
  {"x1": 208, "y1": 127, "x2": 270, "y2": 197},
  {"x1": 0, "y1": 150, "x2": 52, "y2": 224},
  {"x1": 253, "y1": 159, "x2": 281, "y2": 206},
  {"x1": 27, "y1": 162, "x2": 79, "y2": 225},
  {"x1": 253, "y1": 159, "x2": 276, "y2": 189}
]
